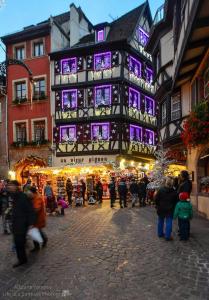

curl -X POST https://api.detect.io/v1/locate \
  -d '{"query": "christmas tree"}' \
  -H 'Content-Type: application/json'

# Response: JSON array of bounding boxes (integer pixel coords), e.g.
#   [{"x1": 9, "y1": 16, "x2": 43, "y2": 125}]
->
[{"x1": 147, "y1": 147, "x2": 175, "y2": 189}]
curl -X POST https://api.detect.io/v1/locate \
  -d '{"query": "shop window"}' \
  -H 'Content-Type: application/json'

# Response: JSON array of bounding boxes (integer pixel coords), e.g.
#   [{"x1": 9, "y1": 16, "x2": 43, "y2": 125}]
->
[
  {"x1": 34, "y1": 120, "x2": 45, "y2": 142},
  {"x1": 95, "y1": 85, "x2": 111, "y2": 107},
  {"x1": 145, "y1": 97, "x2": 155, "y2": 116},
  {"x1": 16, "y1": 122, "x2": 27, "y2": 142},
  {"x1": 145, "y1": 129, "x2": 154, "y2": 145},
  {"x1": 146, "y1": 67, "x2": 153, "y2": 84},
  {"x1": 129, "y1": 88, "x2": 140, "y2": 109},
  {"x1": 94, "y1": 52, "x2": 111, "y2": 71},
  {"x1": 171, "y1": 93, "x2": 181, "y2": 121},
  {"x1": 33, "y1": 78, "x2": 46, "y2": 99},
  {"x1": 130, "y1": 125, "x2": 142, "y2": 142},
  {"x1": 91, "y1": 123, "x2": 109, "y2": 141},
  {"x1": 138, "y1": 27, "x2": 149, "y2": 46},
  {"x1": 61, "y1": 58, "x2": 77, "y2": 75},
  {"x1": 60, "y1": 125, "x2": 76, "y2": 143},
  {"x1": 161, "y1": 101, "x2": 167, "y2": 126},
  {"x1": 33, "y1": 41, "x2": 44, "y2": 57},
  {"x1": 15, "y1": 81, "x2": 26, "y2": 100},
  {"x1": 129, "y1": 56, "x2": 141, "y2": 78},
  {"x1": 15, "y1": 46, "x2": 25, "y2": 60},
  {"x1": 97, "y1": 29, "x2": 105, "y2": 42},
  {"x1": 62, "y1": 89, "x2": 77, "y2": 110}
]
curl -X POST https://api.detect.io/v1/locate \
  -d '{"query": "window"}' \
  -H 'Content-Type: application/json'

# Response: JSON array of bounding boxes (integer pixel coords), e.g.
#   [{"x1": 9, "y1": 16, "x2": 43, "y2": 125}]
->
[
  {"x1": 129, "y1": 56, "x2": 141, "y2": 78},
  {"x1": 62, "y1": 89, "x2": 77, "y2": 110},
  {"x1": 95, "y1": 85, "x2": 111, "y2": 107},
  {"x1": 94, "y1": 52, "x2": 111, "y2": 71},
  {"x1": 33, "y1": 41, "x2": 44, "y2": 57},
  {"x1": 145, "y1": 129, "x2": 154, "y2": 145},
  {"x1": 129, "y1": 88, "x2": 140, "y2": 109},
  {"x1": 138, "y1": 27, "x2": 149, "y2": 46},
  {"x1": 171, "y1": 93, "x2": 181, "y2": 121},
  {"x1": 146, "y1": 67, "x2": 154, "y2": 84},
  {"x1": 161, "y1": 102, "x2": 167, "y2": 126},
  {"x1": 15, "y1": 82, "x2": 26, "y2": 100},
  {"x1": 16, "y1": 123, "x2": 27, "y2": 142},
  {"x1": 34, "y1": 120, "x2": 45, "y2": 142},
  {"x1": 145, "y1": 97, "x2": 155, "y2": 116},
  {"x1": 61, "y1": 58, "x2": 77, "y2": 75},
  {"x1": 33, "y1": 78, "x2": 46, "y2": 99},
  {"x1": 91, "y1": 123, "x2": 109, "y2": 141},
  {"x1": 60, "y1": 125, "x2": 76, "y2": 143},
  {"x1": 97, "y1": 29, "x2": 105, "y2": 42},
  {"x1": 130, "y1": 125, "x2": 142, "y2": 142},
  {"x1": 15, "y1": 46, "x2": 25, "y2": 60}
]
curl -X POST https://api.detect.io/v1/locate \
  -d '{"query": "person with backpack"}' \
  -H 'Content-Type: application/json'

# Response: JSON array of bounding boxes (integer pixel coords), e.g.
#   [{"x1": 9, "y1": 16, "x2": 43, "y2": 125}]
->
[{"x1": 118, "y1": 178, "x2": 128, "y2": 208}]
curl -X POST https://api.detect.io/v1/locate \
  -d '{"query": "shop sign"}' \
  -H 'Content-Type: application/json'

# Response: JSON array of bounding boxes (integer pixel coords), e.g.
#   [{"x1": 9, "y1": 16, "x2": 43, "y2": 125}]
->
[{"x1": 166, "y1": 150, "x2": 187, "y2": 162}]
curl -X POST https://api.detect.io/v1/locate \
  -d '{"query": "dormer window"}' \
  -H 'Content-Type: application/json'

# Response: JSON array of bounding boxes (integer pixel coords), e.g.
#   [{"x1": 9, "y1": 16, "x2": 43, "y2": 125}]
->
[
  {"x1": 138, "y1": 27, "x2": 149, "y2": 46},
  {"x1": 97, "y1": 29, "x2": 105, "y2": 42}
]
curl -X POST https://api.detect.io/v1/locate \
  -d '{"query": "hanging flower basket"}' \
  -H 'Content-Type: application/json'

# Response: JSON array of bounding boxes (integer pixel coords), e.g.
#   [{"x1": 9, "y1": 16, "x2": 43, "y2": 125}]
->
[{"x1": 181, "y1": 101, "x2": 209, "y2": 148}]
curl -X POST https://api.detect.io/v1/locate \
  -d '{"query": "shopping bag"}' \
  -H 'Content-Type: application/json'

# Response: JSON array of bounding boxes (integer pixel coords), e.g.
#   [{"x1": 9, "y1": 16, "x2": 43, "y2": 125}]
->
[{"x1": 27, "y1": 228, "x2": 43, "y2": 244}]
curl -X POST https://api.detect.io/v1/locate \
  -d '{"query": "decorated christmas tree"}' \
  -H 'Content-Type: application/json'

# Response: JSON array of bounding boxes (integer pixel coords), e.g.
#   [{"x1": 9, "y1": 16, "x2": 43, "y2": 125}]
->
[{"x1": 147, "y1": 147, "x2": 175, "y2": 189}]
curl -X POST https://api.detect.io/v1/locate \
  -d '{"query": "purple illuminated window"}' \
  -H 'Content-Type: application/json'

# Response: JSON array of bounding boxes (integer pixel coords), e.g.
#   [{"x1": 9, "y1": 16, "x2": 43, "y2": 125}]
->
[
  {"x1": 94, "y1": 52, "x2": 111, "y2": 71},
  {"x1": 97, "y1": 29, "x2": 105, "y2": 42},
  {"x1": 138, "y1": 27, "x2": 149, "y2": 46},
  {"x1": 60, "y1": 125, "x2": 76, "y2": 143},
  {"x1": 62, "y1": 89, "x2": 77, "y2": 110},
  {"x1": 61, "y1": 58, "x2": 77, "y2": 74},
  {"x1": 95, "y1": 85, "x2": 111, "y2": 107},
  {"x1": 129, "y1": 56, "x2": 141, "y2": 78},
  {"x1": 130, "y1": 125, "x2": 142, "y2": 142},
  {"x1": 91, "y1": 123, "x2": 109, "y2": 141},
  {"x1": 145, "y1": 129, "x2": 155, "y2": 145},
  {"x1": 129, "y1": 88, "x2": 140, "y2": 109},
  {"x1": 145, "y1": 96, "x2": 155, "y2": 116},
  {"x1": 146, "y1": 67, "x2": 154, "y2": 83}
]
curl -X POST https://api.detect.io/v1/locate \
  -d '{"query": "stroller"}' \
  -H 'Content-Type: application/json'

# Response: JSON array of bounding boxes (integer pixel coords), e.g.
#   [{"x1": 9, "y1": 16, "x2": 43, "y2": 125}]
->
[
  {"x1": 74, "y1": 191, "x2": 84, "y2": 207},
  {"x1": 88, "y1": 192, "x2": 97, "y2": 205}
]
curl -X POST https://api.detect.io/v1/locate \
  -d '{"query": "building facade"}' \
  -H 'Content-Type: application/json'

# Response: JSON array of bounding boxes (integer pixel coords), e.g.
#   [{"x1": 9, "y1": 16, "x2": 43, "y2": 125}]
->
[
  {"x1": 0, "y1": 75, "x2": 7, "y2": 178},
  {"x1": 147, "y1": 0, "x2": 209, "y2": 218},
  {"x1": 1, "y1": 4, "x2": 93, "y2": 183},
  {"x1": 50, "y1": 2, "x2": 157, "y2": 172}
]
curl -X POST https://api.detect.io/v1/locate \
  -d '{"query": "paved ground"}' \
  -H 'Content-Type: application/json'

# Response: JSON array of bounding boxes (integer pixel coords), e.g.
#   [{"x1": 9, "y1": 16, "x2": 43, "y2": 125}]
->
[{"x1": 0, "y1": 202, "x2": 209, "y2": 300}]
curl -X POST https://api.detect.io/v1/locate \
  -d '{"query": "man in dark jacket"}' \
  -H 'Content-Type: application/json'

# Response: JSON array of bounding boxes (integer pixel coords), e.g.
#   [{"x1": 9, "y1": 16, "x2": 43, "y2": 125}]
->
[
  {"x1": 129, "y1": 178, "x2": 139, "y2": 207},
  {"x1": 155, "y1": 177, "x2": 178, "y2": 241},
  {"x1": 138, "y1": 179, "x2": 147, "y2": 207},
  {"x1": 95, "y1": 180, "x2": 103, "y2": 204},
  {"x1": 0, "y1": 182, "x2": 12, "y2": 234},
  {"x1": 118, "y1": 178, "x2": 128, "y2": 208},
  {"x1": 66, "y1": 178, "x2": 73, "y2": 206},
  {"x1": 177, "y1": 170, "x2": 192, "y2": 195},
  {"x1": 108, "y1": 178, "x2": 116, "y2": 208},
  {"x1": 7, "y1": 180, "x2": 36, "y2": 268}
]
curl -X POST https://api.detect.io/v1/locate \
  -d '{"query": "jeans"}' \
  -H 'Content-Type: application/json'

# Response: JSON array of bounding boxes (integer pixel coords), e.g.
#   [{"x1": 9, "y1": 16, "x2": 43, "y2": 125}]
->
[
  {"x1": 110, "y1": 193, "x2": 116, "y2": 207},
  {"x1": 179, "y1": 218, "x2": 190, "y2": 240},
  {"x1": 119, "y1": 195, "x2": 127, "y2": 207},
  {"x1": 131, "y1": 194, "x2": 138, "y2": 205},
  {"x1": 158, "y1": 216, "x2": 173, "y2": 239}
]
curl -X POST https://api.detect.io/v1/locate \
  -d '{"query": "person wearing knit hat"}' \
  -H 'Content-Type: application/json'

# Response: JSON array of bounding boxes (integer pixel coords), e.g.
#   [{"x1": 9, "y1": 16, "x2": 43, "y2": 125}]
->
[{"x1": 174, "y1": 192, "x2": 193, "y2": 241}]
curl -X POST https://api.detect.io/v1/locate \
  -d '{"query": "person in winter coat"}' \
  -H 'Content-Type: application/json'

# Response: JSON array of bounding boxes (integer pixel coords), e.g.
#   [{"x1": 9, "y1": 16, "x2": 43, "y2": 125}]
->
[
  {"x1": 138, "y1": 179, "x2": 147, "y2": 207},
  {"x1": 23, "y1": 179, "x2": 32, "y2": 193},
  {"x1": 108, "y1": 177, "x2": 116, "y2": 208},
  {"x1": 7, "y1": 180, "x2": 36, "y2": 268},
  {"x1": 95, "y1": 180, "x2": 103, "y2": 204},
  {"x1": 173, "y1": 192, "x2": 193, "y2": 241},
  {"x1": 118, "y1": 178, "x2": 128, "y2": 208},
  {"x1": 129, "y1": 178, "x2": 139, "y2": 207},
  {"x1": 27, "y1": 186, "x2": 48, "y2": 251},
  {"x1": 0, "y1": 183, "x2": 13, "y2": 234},
  {"x1": 80, "y1": 179, "x2": 86, "y2": 205},
  {"x1": 44, "y1": 181, "x2": 56, "y2": 213},
  {"x1": 66, "y1": 178, "x2": 73, "y2": 206},
  {"x1": 154, "y1": 177, "x2": 178, "y2": 241},
  {"x1": 177, "y1": 171, "x2": 192, "y2": 196}
]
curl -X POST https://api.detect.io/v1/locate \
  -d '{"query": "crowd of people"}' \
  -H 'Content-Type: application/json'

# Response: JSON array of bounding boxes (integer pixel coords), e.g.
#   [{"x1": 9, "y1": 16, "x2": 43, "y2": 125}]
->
[{"x1": 0, "y1": 170, "x2": 193, "y2": 268}]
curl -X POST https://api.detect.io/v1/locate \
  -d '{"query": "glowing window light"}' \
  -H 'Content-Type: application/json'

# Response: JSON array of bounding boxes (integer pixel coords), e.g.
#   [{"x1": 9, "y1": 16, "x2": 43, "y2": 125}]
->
[
  {"x1": 129, "y1": 56, "x2": 142, "y2": 78},
  {"x1": 138, "y1": 27, "x2": 149, "y2": 46},
  {"x1": 129, "y1": 87, "x2": 140, "y2": 109},
  {"x1": 130, "y1": 125, "x2": 142, "y2": 142},
  {"x1": 97, "y1": 29, "x2": 105, "y2": 42},
  {"x1": 61, "y1": 57, "x2": 77, "y2": 75},
  {"x1": 94, "y1": 52, "x2": 111, "y2": 71},
  {"x1": 145, "y1": 96, "x2": 155, "y2": 116},
  {"x1": 91, "y1": 123, "x2": 110, "y2": 141},
  {"x1": 145, "y1": 129, "x2": 155, "y2": 145},
  {"x1": 60, "y1": 125, "x2": 76, "y2": 143},
  {"x1": 94, "y1": 85, "x2": 112, "y2": 107},
  {"x1": 62, "y1": 89, "x2": 77, "y2": 110}
]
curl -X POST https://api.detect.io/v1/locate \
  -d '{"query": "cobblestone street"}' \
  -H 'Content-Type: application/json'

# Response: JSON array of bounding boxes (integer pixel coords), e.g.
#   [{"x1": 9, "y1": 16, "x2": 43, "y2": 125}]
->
[{"x1": 0, "y1": 202, "x2": 209, "y2": 300}]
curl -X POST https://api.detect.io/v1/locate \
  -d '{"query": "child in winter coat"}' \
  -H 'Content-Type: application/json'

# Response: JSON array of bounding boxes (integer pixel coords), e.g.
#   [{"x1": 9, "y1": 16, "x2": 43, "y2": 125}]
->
[{"x1": 173, "y1": 192, "x2": 193, "y2": 241}]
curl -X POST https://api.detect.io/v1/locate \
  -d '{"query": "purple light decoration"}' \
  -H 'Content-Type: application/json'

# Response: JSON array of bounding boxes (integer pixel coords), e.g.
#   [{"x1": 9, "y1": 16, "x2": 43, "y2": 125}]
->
[
  {"x1": 145, "y1": 96, "x2": 155, "y2": 116},
  {"x1": 130, "y1": 125, "x2": 142, "y2": 142},
  {"x1": 138, "y1": 27, "x2": 149, "y2": 46},
  {"x1": 94, "y1": 85, "x2": 112, "y2": 107},
  {"x1": 60, "y1": 125, "x2": 76, "y2": 142},
  {"x1": 129, "y1": 56, "x2": 142, "y2": 78},
  {"x1": 146, "y1": 67, "x2": 154, "y2": 83},
  {"x1": 62, "y1": 89, "x2": 77, "y2": 109},
  {"x1": 61, "y1": 57, "x2": 77, "y2": 75},
  {"x1": 129, "y1": 87, "x2": 140, "y2": 109},
  {"x1": 145, "y1": 129, "x2": 155, "y2": 145},
  {"x1": 94, "y1": 51, "x2": 111, "y2": 71},
  {"x1": 91, "y1": 122, "x2": 110, "y2": 141},
  {"x1": 97, "y1": 29, "x2": 105, "y2": 42}
]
